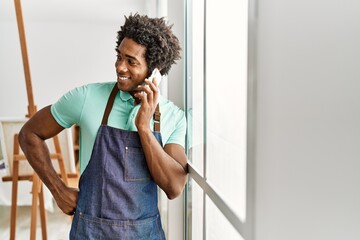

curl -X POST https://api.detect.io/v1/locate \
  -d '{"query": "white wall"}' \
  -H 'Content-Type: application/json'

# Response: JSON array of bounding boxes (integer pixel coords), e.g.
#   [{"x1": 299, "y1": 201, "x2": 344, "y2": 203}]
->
[
  {"x1": 0, "y1": 0, "x2": 156, "y2": 118},
  {"x1": 167, "y1": 0, "x2": 185, "y2": 109},
  {"x1": 255, "y1": 0, "x2": 360, "y2": 239},
  {"x1": 0, "y1": 1, "x2": 185, "y2": 239}
]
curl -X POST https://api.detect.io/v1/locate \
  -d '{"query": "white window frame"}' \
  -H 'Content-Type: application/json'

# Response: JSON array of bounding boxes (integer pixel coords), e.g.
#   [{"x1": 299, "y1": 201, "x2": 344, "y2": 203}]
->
[{"x1": 184, "y1": 0, "x2": 257, "y2": 239}]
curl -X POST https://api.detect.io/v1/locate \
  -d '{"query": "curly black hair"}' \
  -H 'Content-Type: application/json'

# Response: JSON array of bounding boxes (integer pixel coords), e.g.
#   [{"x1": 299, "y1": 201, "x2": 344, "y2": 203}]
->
[{"x1": 116, "y1": 13, "x2": 181, "y2": 76}]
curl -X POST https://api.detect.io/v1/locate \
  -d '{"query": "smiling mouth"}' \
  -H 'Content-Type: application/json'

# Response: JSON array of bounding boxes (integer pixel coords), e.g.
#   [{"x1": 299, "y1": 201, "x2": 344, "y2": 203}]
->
[{"x1": 118, "y1": 76, "x2": 130, "y2": 81}]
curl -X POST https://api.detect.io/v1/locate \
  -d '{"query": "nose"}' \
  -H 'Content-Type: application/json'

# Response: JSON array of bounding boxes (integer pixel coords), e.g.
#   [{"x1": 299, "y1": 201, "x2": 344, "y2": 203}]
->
[{"x1": 115, "y1": 59, "x2": 127, "y2": 72}]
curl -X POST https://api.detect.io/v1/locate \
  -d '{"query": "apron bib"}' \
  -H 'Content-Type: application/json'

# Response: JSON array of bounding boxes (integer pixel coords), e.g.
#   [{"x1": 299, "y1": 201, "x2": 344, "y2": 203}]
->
[{"x1": 69, "y1": 84, "x2": 166, "y2": 240}]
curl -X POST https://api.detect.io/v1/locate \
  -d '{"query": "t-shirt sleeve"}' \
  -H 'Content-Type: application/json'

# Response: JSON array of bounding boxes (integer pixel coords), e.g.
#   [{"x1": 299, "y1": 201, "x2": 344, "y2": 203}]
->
[
  {"x1": 50, "y1": 85, "x2": 87, "y2": 128},
  {"x1": 165, "y1": 110, "x2": 187, "y2": 148}
]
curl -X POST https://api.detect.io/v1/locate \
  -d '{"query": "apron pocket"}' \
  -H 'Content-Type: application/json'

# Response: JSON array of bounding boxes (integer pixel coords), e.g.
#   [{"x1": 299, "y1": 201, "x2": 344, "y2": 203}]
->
[
  {"x1": 124, "y1": 147, "x2": 151, "y2": 182},
  {"x1": 73, "y1": 211, "x2": 163, "y2": 240}
]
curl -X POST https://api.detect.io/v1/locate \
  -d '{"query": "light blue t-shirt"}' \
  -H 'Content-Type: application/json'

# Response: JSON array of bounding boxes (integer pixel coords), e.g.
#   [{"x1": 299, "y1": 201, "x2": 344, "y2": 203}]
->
[{"x1": 51, "y1": 82, "x2": 186, "y2": 174}]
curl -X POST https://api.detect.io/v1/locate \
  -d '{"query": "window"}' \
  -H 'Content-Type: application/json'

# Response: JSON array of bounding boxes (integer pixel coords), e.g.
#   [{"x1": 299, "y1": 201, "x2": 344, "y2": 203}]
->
[{"x1": 185, "y1": 0, "x2": 255, "y2": 239}]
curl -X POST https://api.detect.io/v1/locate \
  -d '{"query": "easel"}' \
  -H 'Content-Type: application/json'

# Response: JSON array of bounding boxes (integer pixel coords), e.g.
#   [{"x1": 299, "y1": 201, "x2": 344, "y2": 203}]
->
[{"x1": 1, "y1": 1, "x2": 74, "y2": 239}]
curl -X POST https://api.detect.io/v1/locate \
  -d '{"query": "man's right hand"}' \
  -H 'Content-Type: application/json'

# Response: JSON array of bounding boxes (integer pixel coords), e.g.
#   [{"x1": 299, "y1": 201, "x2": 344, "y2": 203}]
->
[{"x1": 53, "y1": 186, "x2": 79, "y2": 215}]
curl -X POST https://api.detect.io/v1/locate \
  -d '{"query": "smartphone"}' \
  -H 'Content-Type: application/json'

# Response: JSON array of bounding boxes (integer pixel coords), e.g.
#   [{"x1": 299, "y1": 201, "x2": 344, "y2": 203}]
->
[
  {"x1": 148, "y1": 68, "x2": 162, "y2": 86},
  {"x1": 135, "y1": 68, "x2": 162, "y2": 104}
]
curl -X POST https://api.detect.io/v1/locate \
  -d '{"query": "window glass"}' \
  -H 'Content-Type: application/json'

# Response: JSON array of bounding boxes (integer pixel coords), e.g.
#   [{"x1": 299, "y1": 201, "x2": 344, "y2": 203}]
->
[
  {"x1": 205, "y1": 0, "x2": 249, "y2": 221},
  {"x1": 187, "y1": 179, "x2": 204, "y2": 240},
  {"x1": 206, "y1": 196, "x2": 245, "y2": 240},
  {"x1": 186, "y1": 0, "x2": 251, "y2": 239},
  {"x1": 187, "y1": 0, "x2": 205, "y2": 174}
]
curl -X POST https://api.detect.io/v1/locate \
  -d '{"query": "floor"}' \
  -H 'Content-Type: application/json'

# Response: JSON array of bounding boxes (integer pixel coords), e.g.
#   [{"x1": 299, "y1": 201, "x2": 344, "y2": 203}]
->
[{"x1": 0, "y1": 203, "x2": 72, "y2": 240}]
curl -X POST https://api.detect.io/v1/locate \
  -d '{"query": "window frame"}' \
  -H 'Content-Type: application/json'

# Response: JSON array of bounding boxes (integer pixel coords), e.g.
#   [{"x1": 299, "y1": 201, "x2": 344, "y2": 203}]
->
[{"x1": 184, "y1": 0, "x2": 257, "y2": 239}]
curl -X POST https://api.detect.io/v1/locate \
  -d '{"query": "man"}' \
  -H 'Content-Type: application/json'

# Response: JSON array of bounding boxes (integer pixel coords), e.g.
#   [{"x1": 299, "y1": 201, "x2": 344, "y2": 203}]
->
[{"x1": 19, "y1": 13, "x2": 188, "y2": 239}]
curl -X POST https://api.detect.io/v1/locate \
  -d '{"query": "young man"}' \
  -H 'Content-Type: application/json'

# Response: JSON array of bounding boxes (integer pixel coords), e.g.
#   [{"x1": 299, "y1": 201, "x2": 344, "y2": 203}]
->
[{"x1": 19, "y1": 13, "x2": 188, "y2": 239}]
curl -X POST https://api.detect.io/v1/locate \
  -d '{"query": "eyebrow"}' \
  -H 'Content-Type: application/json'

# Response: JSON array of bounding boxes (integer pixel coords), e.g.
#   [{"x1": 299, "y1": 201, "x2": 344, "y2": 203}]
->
[
  {"x1": 125, "y1": 54, "x2": 138, "y2": 61},
  {"x1": 115, "y1": 49, "x2": 140, "y2": 63}
]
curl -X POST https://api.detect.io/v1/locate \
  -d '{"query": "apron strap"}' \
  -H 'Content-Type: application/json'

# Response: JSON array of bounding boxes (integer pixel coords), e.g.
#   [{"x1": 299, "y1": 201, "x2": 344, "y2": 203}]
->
[
  {"x1": 101, "y1": 83, "x2": 119, "y2": 125},
  {"x1": 102, "y1": 83, "x2": 161, "y2": 132},
  {"x1": 153, "y1": 104, "x2": 161, "y2": 132}
]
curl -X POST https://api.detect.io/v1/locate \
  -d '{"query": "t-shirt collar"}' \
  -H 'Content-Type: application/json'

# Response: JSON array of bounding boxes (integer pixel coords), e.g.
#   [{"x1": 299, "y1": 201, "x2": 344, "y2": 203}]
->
[{"x1": 119, "y1": 90, "x2": 133, "y2": 102}]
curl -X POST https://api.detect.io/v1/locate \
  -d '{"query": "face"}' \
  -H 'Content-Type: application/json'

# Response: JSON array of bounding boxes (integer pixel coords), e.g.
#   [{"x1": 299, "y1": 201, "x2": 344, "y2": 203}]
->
[{"x1": 115, "y1": 37, "x2": 149, "y2": 95}]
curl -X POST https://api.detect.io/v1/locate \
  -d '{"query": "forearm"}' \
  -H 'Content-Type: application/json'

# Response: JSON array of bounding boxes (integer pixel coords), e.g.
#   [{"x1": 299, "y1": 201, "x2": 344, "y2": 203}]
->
[
  {"x1": 19, "y1": 129, "x2": 66, "y2": 196},
  {"x1": 134, "y1": 81, "x2": 188, "y2": 198},
  {"x1": 138, "y1": 128, "x2": 188, "y2": 199}
]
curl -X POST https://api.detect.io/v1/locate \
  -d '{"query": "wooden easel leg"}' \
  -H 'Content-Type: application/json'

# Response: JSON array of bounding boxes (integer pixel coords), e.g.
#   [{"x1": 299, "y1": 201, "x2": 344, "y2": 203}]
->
[
  {"x1": 53, "y1": 135, "x2": 69, "y2": 185},
  {"x1": 10, "y1": 133, "x2": 20, "y2": 240},
  {"x1": 9, "y1": 161, "x2": 19, "y2": 240},
  {"x1": 39, "y1": 183, "x2": 47, "y2": 240},
  {"x1": 30, "y1": 173, "x2": 40, "y2": 240}
]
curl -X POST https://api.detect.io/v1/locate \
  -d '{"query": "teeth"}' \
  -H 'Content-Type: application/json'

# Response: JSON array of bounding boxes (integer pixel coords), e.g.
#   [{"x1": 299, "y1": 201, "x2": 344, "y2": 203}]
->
[{"x1": 118, "y1": 76, "x2": 129, "y2": 80}]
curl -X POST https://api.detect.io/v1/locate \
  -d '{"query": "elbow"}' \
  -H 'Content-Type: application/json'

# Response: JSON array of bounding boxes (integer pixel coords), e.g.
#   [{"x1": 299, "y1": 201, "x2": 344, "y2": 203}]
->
[
  {"x1": 18, "y1": 127, "x2": 28, "y2": 149},
  {"x1": 165, "y1": 175, "x2": 188, "y2": 200},
  {"x1": 166, "y1": 188, "x2": 181, "y2": 200},
  {"x1": 166, "y1": 188, "x2": 182, "y2": 200},
  {"x1": 18, "y1": 125, "x2": 37, "y2": 151}
]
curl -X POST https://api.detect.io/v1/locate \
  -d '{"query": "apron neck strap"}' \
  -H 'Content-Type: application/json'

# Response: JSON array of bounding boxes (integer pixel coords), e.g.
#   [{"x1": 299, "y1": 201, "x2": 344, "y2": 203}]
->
[
  {"x1": 101, "y1": 83, "x2": 118, "y2": 125},
  {"x1": 102, "y1": 83, "x2": 161, "y2": 132},
  {"x1": 153, "y1": 104, "x2": 161, "y2": 132}
]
